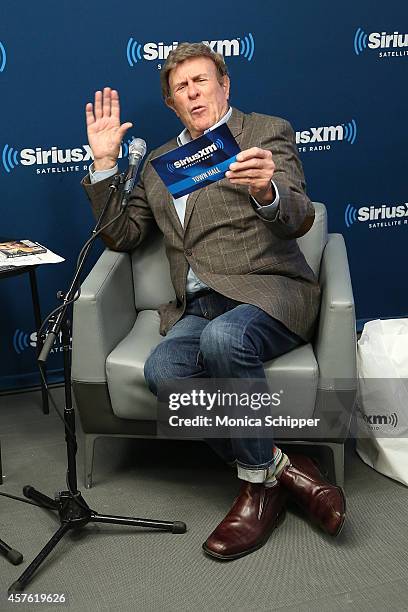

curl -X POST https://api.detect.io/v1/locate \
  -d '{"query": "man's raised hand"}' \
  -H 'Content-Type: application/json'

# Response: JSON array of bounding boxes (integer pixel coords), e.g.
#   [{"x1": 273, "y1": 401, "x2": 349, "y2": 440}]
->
[{"x1": 85, "y1": 87, "x2": 133, "y2": 171}]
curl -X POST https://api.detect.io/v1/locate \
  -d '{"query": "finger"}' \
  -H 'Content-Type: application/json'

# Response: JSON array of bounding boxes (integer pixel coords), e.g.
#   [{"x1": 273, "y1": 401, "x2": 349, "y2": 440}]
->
[
  {"x1": 111, "y1": 89, "x2": 121, "y2": 121},
  {"x1": 94, "y1": 90, "x2": 102, "y2": 119},
  {"x1": 226, "y1": 168, "x2": 266, "y2": 180},
  {"x1": 227, "y1": 177, "x2": 254, "y2": 185},
  {"x1": 118, "y1": 122, "x2": 133, "y2": 140},
  {"x1": 85, "y1": 103, "x2": 95, "y2": 126},
  {"x1": 102, "y1": 87, "x2": 112, "y2": 117},
  {"x1": 228, "y1": 177, "x2": 268, "y2": 188},
  {"x1": 229, "y1": 158, "x2": 266, "y2": 172},
  {"x1": 236, "y1": 147, "x2": 272, "y2": 162}
]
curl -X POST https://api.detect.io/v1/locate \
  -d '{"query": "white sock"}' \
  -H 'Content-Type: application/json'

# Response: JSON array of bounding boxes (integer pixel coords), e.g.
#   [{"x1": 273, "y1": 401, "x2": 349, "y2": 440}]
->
[{"x1": 264, "y1": 448, "x2": 289, "y2": 488}]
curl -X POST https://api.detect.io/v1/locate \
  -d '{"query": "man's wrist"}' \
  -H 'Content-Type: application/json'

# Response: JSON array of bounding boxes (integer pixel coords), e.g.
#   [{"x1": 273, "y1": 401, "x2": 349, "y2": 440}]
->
[
  {"x1": 250, "y1": 182, "x2": 276, "y2": 206},
  {"x1": 93, "y1": 158, "x2": 118, "y2": 172},
  {"x1": 89, "y1": 162, "x2": 119, "y2": 184}
]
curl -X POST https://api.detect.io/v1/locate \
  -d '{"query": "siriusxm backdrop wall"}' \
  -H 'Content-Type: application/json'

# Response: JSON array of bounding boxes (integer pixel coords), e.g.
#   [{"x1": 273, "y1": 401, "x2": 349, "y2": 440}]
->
[{"x1": 0, "y1": 0, "x2": 407, "y2": 389}]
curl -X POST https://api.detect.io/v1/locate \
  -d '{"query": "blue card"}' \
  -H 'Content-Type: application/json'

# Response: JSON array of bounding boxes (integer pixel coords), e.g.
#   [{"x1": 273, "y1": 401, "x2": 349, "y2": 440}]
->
[{"x1": 150, "y1": 123, "x2": 241, "y2": 199}]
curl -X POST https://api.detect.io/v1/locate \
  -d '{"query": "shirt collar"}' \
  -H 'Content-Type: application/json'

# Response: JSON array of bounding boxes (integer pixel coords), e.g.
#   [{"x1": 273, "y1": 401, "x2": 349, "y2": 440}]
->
[{"x1": 177, "y1": 107, "x2": 232, "y2": 146}]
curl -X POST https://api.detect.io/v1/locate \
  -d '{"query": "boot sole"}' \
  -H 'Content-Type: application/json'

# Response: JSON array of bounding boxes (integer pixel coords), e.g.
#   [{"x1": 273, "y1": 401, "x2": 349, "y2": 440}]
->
[{"x1": 202, "y1": 509, "x2": 286, "y2": 561}]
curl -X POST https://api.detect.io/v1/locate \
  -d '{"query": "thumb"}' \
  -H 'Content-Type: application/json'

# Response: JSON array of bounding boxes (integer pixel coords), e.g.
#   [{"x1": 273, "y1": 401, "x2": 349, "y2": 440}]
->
[{"x1": 118, "y1": 122, "x2": 133, "y2": 139}]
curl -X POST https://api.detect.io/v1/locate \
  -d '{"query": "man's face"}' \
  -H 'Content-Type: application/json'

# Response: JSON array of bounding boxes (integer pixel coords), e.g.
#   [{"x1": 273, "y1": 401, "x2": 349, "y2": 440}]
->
[{"x1": 166, "y1": 56, "x2": 230, "y2": 139}]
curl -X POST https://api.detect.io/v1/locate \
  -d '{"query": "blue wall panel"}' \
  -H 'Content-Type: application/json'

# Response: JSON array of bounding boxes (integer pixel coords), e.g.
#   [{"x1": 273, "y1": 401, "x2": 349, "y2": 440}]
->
[{"x1": 0, "y1": 0, "x2": 407, "y2": 388}]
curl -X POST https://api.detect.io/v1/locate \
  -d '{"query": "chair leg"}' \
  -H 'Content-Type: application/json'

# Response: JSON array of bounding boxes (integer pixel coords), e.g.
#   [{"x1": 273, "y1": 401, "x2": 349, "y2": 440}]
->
[
  {"x1": 84, "y1": 434, "x2": 97, "y2": 489},
  {"x1": 0, "y1": 440, "x2": 3, "y2": 485}
]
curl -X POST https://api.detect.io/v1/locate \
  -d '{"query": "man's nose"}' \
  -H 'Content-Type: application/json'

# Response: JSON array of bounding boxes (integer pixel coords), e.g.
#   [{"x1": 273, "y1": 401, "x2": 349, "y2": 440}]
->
[{"x1": 187, "y1": 81, "x2": 199, "y2": 98}]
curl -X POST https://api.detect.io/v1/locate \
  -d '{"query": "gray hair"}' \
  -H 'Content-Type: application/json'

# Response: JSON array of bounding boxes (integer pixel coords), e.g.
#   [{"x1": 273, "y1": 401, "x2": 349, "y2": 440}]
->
[{"x1": 160, "y1": 42, "x2": 229, "y2": 101}]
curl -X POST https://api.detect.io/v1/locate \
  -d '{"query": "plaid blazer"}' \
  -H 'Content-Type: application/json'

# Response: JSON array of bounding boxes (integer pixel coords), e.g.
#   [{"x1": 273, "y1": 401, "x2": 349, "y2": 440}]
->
[{"x1": 83, "y1": 107, "x2": 320, "y2": 341}]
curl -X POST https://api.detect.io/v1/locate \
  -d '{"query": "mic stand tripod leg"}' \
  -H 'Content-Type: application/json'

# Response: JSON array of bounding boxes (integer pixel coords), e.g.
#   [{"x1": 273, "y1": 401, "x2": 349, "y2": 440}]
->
[
  {"x1": 8, "y1": 524, "x2": 70, "y2": 594},
  {"x1": 0, "y1": 538, "x2": 23, "y2": 566}
]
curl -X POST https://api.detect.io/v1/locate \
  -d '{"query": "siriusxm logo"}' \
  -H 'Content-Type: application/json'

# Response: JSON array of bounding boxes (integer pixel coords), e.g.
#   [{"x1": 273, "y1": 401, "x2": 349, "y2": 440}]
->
[
  {"x1": 0, "y1": 40, "x2": 6, "y2": 72},
  {"x1": 170, "y1": 139, "x2": 222, "y2": 171},
  {"x1": 1, "y1": 139, "x2": 132, "y2": 174},
  {"x1": 296, "y1": 120, "x2": 357, "y2": 145},
  {"x1": 126, "y1": 34, "x2": 255, "y2": 67},
  {"x1": 296, "y1": 120, "x2": 357, "y2": 153},
  {"x1": 362, "y1": 412, "x2": 398, "y2": 428},
  {"x1": 354, "y1": 27, "x2": 408, "y2": 56},
  {"x1": 345, "y1": 202, "x2": 408, "y2": 229},
  {"x1": 13, "y1": 329, "x2": 71, "y2": 355},
  {"x1": 357, "y1": 407, "x2": 399, "y2": 429},
  {"x1": 13, "y1": 330, "x2": 36, "y2": 355}
]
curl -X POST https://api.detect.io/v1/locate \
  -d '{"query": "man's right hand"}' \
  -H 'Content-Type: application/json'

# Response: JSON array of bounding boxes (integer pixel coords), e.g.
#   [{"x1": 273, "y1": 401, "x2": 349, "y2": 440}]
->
[{"x1": 85, "y1": 87, "x2": 133, "y2": 171}]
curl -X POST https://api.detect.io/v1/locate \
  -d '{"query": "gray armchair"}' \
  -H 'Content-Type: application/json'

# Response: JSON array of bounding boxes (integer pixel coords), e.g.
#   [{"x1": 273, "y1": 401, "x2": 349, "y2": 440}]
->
[{"x1": 72, "y1": 202, "x2": 357, "y2": 488}]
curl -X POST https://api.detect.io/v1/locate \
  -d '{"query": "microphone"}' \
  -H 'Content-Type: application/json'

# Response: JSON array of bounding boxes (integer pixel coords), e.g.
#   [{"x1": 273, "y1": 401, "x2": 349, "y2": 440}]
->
[{"x1": 121, "y1": 137, "x2": 147, "y2": 207}]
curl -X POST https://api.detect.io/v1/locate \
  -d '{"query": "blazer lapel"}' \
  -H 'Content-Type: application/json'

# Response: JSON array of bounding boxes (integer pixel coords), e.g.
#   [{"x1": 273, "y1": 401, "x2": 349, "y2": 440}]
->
[{"x1": 183, "y1": 107, "x2": 245, "y2": 233}]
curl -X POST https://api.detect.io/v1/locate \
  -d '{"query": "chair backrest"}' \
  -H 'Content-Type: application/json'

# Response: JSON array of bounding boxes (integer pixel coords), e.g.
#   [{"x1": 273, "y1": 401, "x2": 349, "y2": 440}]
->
[{"x1": 132, "y1": 202, "x2": 328, "y2": 311}]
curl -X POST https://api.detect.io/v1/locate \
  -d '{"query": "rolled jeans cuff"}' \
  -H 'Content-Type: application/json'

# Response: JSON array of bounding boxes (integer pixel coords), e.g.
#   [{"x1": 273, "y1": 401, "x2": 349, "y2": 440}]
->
[
  {"x1": 236, "y1": 452, "x2": 289, "y2": 484},
  {"x1": 237, "y1": 465, "x2": 270, "y2": 483}
]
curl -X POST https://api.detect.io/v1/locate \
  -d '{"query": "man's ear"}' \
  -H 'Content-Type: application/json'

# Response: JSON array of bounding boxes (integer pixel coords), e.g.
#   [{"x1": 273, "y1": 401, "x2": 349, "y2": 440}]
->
[
  {"x1": 222, "y1": 75, "x2": 230, "y2": 101},
  {"x1": 165, "y1": 96, "x2": 179, "y2": 117}
]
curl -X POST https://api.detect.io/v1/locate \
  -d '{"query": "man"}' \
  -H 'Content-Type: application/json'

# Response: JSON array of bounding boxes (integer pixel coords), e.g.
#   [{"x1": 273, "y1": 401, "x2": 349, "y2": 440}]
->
[{"x1": 83, "y1": 42, "x2": 345, "y2": 560}]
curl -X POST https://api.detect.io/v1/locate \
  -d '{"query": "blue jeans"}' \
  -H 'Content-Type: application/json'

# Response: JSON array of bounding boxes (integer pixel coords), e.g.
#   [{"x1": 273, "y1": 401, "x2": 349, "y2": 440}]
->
[{"x1": 144, "y1": 290, "x2": 302, "y2": 478}]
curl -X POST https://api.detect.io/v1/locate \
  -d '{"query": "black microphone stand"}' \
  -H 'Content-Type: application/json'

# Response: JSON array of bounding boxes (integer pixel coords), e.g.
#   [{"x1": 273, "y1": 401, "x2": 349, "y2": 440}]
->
[{"x1": 8, "y1": 173, "x2": 186, "y2": 594}]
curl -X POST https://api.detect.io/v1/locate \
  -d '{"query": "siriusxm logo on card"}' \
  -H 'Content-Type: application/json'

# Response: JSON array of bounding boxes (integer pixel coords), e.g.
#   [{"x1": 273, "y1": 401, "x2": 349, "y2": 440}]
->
[
  {"x1": 151, "y1": 124, "x2": 240, "y2": 199},
  {"x1": 172, "y1": 142, "x2": 221, "y2": 169}
]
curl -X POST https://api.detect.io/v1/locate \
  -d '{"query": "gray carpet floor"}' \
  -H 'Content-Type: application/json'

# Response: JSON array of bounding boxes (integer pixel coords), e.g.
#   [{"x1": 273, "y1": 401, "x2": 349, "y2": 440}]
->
[{"x1": 1, "y1": 387, "x2": 408, "y2": 612}]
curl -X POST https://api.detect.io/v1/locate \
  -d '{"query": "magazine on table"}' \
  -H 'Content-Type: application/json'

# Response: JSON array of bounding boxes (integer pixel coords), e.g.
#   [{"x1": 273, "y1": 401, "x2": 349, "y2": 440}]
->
[{"x1": 0, "y1": 239, "x2": 64, "y2": 271}]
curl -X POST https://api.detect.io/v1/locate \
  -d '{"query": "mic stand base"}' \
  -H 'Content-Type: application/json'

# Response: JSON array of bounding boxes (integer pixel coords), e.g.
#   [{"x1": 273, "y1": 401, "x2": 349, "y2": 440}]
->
[{"x1": 8, "y1": 487, "x2": 185, "y2": 595}]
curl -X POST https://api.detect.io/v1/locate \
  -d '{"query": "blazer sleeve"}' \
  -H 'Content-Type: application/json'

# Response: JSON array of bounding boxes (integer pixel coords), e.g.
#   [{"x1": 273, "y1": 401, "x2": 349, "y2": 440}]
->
[
  {"x1": 81, "y1": 154, "x2": 156, "y2": 252},
  {"x1": 249, "y1": 116, "x2": 314, "y2": 240}
]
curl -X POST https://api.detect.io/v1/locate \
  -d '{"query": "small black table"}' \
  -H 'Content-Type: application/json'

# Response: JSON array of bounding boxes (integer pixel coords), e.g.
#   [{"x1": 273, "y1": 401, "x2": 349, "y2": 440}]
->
[
  {"x1": 0, "y1": 265, "x2": 50, "y2": 485},
  {"x1": 0, "y1": 265, "x2": 49, "y2": 414}
]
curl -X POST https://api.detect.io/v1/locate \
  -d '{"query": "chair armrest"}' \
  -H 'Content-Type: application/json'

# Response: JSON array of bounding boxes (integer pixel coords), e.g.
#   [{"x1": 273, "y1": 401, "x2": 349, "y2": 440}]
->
[
  {"x1": 314, "y1": 234, "x2": 357, "y2": 390},
  {"x1": 72, "y1": 249, "x2": 136, "y2": 383}
]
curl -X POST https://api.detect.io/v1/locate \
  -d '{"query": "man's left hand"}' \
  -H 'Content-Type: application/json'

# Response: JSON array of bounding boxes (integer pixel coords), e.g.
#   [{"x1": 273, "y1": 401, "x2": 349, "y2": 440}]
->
[{"x1": 225, "y1": 147, "x2": 276, "y2": 205}]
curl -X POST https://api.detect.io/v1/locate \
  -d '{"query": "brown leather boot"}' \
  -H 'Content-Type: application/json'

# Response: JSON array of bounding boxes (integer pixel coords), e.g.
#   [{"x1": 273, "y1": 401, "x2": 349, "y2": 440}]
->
[
  {"x1": 278, "y1": 454, "x2": 346, "y2": 536},
  {"x1": 202, "y1": 481, "x2": 287, "y2": 560}
]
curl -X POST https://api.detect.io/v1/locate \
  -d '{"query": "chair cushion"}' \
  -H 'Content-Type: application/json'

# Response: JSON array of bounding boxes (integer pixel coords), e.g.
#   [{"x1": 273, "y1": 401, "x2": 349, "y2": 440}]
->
[{"x1": 106, "y1": 310, "x2": 318, "y2": 421}]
